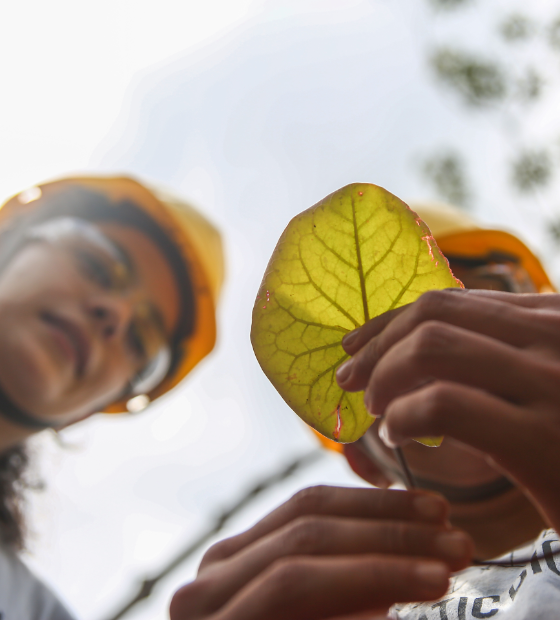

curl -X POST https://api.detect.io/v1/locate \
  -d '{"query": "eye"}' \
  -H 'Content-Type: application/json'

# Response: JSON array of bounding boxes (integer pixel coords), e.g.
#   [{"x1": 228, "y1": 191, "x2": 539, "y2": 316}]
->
[{"x1": 75, "y1": 249, "x2": 114, "y2": 289}]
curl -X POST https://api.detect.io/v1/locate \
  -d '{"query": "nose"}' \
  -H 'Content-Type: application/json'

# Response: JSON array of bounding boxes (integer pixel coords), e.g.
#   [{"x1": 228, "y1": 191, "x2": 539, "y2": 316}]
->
[{"x1": 87, "y1": 294, "x2": 133, "y2": 339}]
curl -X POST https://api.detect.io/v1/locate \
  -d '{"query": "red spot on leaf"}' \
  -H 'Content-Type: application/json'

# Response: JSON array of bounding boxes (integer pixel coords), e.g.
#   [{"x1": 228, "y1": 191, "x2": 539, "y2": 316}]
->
[
  {"x1": 332, "y1": 404, "x2": 342, "y2": 440},
  {"x1": 421, "y1": 235, "x2": 436, "y2": 261}
]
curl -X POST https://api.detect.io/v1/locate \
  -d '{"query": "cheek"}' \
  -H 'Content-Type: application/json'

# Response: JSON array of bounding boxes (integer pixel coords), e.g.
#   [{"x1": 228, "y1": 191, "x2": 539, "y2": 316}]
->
[
  {"x1": 84, "y1": 352, "x2": 131, "y2": 408},
  {"x1": 0, "y1": 245, "x2": 85, "y2": 305},
  {"x1": 38, "y1": 351, "x2": 133, "y2": 425}
]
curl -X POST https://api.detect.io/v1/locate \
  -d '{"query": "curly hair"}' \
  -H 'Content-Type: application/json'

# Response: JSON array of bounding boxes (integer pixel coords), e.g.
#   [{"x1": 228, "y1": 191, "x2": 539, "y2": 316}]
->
[{"x1": 0, "y1": 444, "x2": 33, "y2": 551}]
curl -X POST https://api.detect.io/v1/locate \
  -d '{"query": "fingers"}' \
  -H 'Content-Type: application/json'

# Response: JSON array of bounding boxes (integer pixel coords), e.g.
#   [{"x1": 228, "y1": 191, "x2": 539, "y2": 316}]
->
[
  {"x1": 341, "y1": 304, "x2": 410, "y2": 355},
  {"x1": 342, "y1": 290, "x2": 560, "y2": 357},
  {"x1": 366, "y1": 322, "x2": 550, "y2": 417},
  {"x1": 457, "y1": 289, "x2": 560, "y2": 309},
  {"x1": 199, "y1": 516, "x2": 470, "y2": 614},
  {"x1": 343, "y1": 443, "x2": 392, "y2": 488},
  {"x1": 200, "y1": 487, "x2": 448, "y2": 570},
  {"x1": 214, "y1": 555, "x2": 450, "y2": 620},
  {"x1": 378, "y1": 380, "x2": 529, "y2": 468},
  {"x1": 177, "y1": 487, "x2": 460, "y2": 620},
  {"x1": 338, "y1": 290, "x2": 560, "y2": 394},
  {"x1": 241, "y1": 516, "x2": 472, "y2": 571},
  {"x1": 378, "y1": 380, "x2": 560, "y2": 520},
  {"x1": 192, "y1": 488, "x2": 459, "y2": 620}
]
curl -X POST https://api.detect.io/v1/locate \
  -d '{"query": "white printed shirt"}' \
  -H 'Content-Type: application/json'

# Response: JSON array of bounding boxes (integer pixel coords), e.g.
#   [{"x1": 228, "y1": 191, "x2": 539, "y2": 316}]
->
[{"x1": 393, "y1": 529, "x2": 560, "y2": 620}]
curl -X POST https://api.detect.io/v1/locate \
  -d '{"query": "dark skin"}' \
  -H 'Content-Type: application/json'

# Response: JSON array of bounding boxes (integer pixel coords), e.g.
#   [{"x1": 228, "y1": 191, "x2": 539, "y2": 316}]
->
[
  {"x1": 337, "y1": 289, "x2": 560, "y2": 536},
  {"x1": 340, "y1": 264, "x2": 547, "y2": 559},
  {"x1": 171, "y1": 289, "x2": 560, "y2": 619},
  {"x1": 171, "y1": 487, "x2": 470, "y2": 620},
  {"x1": 342, "y1": 433, "x2": 547, "y2": 560}
]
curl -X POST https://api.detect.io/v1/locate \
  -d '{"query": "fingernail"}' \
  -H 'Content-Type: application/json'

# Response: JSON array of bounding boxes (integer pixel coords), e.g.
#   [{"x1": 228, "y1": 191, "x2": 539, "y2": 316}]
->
[
  {"x1": 342, "y1": 329, "x2": 359, "y2": 348},
  {"x1": 378, "y1": 421, "x2": 397, "y2": 447},
  {"x1": 435, "y1": 532, "x2": 470, "y2": 561},
  {"x1": 413, "y1": 495, "x2": 444, "y2": 521},
  {"x1": 336, "y1": 359, "x2": 353, "y2": 383},
  {"x1": 414, "y1": 562, "x2": 448, "y2": 590}
]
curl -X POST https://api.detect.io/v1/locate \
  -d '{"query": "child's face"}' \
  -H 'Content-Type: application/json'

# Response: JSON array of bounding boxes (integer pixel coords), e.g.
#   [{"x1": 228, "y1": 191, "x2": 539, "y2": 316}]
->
[{"x1": 0, "y1": 220, "x2": 179, "y2": 427}]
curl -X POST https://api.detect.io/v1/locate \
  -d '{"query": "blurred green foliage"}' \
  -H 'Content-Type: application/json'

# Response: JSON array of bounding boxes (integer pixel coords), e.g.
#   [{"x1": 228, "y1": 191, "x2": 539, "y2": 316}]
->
[
  {"x1": 500, "y1": 14, "x2": 535, "y2": 42},
  {"x1": 428, "y1": 0, "x2": 471, "y2": 10},
  {"x1": 511, "y1": 150, "x2": 552, "y2": 193},
  {"x1": 549, "y1": 17, "x2": 560, "y2": 51},
  {"x1": 548, "y1": 218, "x2": 560, "y2": 243},
  {"x1": 516, "y1": 67, "x2": 544, "y2": 102},
  {"x1": 422, "y1": 152, "x2": 470, "y2": 208},
  {"x1": 430, "y1": 49, "x2": 506, "y2": 106},
  {"x1": 420, "y1": 2, "x2": 560, "y2": 250}
]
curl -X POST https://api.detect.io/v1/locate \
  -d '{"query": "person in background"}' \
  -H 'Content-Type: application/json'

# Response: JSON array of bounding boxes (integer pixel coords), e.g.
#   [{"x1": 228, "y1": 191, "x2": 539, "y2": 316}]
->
[
  {"x1": 170, "y1": 202, "x2": 560, "y2": 620},
  {"x1": 0, "y1": 175, "x2": 223, "y2": 620}
]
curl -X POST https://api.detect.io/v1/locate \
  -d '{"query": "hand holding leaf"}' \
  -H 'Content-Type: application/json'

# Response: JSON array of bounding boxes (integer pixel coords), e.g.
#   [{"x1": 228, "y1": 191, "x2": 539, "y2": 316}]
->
[{"x1": 251, "y1": 183, "x2": 461, "y2": 443}]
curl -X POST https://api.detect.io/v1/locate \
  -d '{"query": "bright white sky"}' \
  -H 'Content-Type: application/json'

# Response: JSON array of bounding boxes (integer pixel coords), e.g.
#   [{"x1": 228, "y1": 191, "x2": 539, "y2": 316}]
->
[
  {"x1": 0, "y1": 0, "x2": 261, "y2": 198},
  {"x1": 1, "y1": 1, "x2": 560, "y2": 619}
]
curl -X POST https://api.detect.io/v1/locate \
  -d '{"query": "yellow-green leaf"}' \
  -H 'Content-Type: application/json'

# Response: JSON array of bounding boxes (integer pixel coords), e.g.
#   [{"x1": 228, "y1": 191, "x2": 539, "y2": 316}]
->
[{"x1": 251, "y1": 183, "x2": 462, "y2": 444}]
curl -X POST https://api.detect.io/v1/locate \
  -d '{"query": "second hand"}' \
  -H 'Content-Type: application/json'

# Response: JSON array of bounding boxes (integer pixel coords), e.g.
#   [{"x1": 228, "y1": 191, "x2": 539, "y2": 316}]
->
[{"x1": 356, "y1": 436, "x2": 559, "y2": 568}]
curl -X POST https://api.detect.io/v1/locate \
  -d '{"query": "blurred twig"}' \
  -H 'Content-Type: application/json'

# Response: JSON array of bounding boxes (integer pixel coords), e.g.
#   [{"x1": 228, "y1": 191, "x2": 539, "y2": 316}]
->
[{"x1": 102, "y1": 448, "x2": 324, "y2": 620}]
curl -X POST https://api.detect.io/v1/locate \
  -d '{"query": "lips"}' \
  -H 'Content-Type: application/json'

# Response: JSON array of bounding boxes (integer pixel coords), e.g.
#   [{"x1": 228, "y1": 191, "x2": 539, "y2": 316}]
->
[{"x1": 41, "y1": 311, "x2": 91, "y2": 377}]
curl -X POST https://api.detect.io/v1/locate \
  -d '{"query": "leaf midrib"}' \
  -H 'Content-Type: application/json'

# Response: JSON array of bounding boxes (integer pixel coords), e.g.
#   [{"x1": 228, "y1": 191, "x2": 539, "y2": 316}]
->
[
  {"x1": 297, "y1": 243, "x2": 359, "y2": 328},
  {"x1": 351, "y1": 194, "x2": 369, "y2": 323}
]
